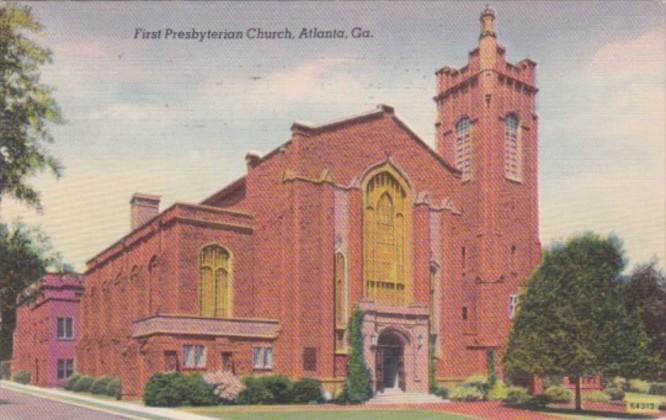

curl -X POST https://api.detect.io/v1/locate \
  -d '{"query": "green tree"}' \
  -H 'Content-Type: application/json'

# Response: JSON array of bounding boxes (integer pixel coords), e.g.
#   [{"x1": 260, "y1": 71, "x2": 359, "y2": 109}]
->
[
  {"x1": 503, "y1": 233, "x2": 653, "y2": 411},
  {"x1": 0, "y1": 222, "x2": 68, "y2": 360},
  {"x1": 625, "y1": 261, "x2": 666, "y2": 381},
  {"x1": 1, "y1": 3, "x2": 63, "y2": 210},
  {"x1": 341, "y1": 306, "x2": 372, "y2": 403}
]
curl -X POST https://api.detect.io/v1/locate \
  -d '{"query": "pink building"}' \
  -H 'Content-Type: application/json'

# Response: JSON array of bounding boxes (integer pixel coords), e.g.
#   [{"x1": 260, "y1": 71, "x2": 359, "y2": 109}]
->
[{"x1": 12, "y1": 273, "x2": 84, "y2": 387}]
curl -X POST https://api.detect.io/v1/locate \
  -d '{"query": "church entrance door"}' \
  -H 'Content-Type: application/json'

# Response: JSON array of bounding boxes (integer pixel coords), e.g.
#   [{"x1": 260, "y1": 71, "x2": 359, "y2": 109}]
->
[{"x1": 375, "y1": 331, "x2": 405, "y2": 392}]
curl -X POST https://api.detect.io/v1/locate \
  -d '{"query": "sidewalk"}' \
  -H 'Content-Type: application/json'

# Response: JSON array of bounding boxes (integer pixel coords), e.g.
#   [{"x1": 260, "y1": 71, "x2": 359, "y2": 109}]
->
[{"x1": 0, "y1": 380, "x2": 214, "y2": 420}]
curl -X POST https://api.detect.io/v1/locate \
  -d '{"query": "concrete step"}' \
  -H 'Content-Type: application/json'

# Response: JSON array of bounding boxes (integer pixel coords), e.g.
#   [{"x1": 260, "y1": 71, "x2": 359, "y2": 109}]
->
[{"x1": 366, "y1": 391, "x2": 445, "y2": 405}]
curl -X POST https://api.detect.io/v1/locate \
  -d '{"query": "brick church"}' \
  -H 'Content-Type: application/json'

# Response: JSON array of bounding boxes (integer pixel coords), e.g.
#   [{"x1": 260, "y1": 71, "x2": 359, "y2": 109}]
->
[{"x1": 77, "y1": 7, "x2": 540, "y2": 398}]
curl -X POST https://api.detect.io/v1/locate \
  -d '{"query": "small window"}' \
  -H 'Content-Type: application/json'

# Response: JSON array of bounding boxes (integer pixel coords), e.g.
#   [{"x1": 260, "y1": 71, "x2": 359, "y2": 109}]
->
[
  {"x1": 508, "y1": 294, "x2": 518, "y2": 319},
  {"x1": 183, "y1": 345, "x2": 207, "y2": 369},
  {"x1": 462, "y1": 306, "x2": 468, "y2": 320},
  {"x1": 57, "y1": 318, "x2": 74, "y2": 339},
  {"x1": 303, "y1": 347, "x2": 317, "y2": 372},
  {"x1": 335, "y1": 330, "x2": 346, "y2": 353},
  {"x1": 252, "y1": 346, "x2": 273, "y2": 370},
  {"x1": 57, "y1": 359, "x2": 74, "y2": 379},
  {"x1": 461, "y1": 247, "x2": 466, "y2": 270}
]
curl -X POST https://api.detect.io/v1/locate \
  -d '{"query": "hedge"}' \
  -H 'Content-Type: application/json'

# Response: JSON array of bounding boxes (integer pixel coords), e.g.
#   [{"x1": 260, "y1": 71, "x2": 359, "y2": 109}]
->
[
  {"x1": 143, "y1": 372, "x2": 216, "y2": 407},
  {"x1": 90, "y1": 376, "x2": 113, "y2": 395},
  {"x1": 649, "y1": 382, "x2": 666, "y2": 396},
  {"x1": 12, "y1": 370, "x2": 30, "y2": 384},
  {"x1": 292, "y1": 378, "x2": 322, "y2": 404}
]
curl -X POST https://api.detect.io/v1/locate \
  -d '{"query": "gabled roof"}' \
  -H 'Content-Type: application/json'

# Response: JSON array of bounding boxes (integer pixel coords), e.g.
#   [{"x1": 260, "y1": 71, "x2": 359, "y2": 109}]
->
[
  {"x1": 292, "y1": 104, "x2": 461, "y2": 175},
  {"x1": 200, "y1": 105, "x2": 461, "y2": 208}
]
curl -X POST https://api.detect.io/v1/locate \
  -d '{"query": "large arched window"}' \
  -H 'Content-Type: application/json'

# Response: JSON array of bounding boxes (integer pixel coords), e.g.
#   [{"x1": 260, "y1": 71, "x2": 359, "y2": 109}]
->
[
  {"x1": 504, "y1": 114, "x2": 522, "y2": 181},
  {"x1": 363, "y1": 167, "x2": 412, "y2": 306},
  {"x1": 455, "y1": 117, "x2": 473, "y2": 181},
  {"x1": 199, "y1": 245, "x2": 232, "y2": 318}
]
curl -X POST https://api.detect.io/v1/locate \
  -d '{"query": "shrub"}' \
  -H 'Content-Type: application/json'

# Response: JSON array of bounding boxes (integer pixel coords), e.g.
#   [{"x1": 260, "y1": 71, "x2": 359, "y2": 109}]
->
[
  {"x1": 0, "y1": 361, "x2": 11, "y2": 380},
  {"x1": 628, "y1": 379, "x2": 650, "y2": 394},
  {"x1": 341, "y1": 306, "x2": 372, "y2": 403},
  {"x1": 262, "y1": 375, "x2": 293, "y2": 404},
  {"x1": 433, "y1": 387, "x2": 449, "y2": 399},
  {"x1": 649, "y1": 382, "x2": 666, "y2": 396},
  {"x1": 65, "y1": 373, "x2": 82, "y2": 391},
  {"x1": 526, "y1": 394, "x2": 550, "y2": 409},
  {"x1": 487, "y1": 381, "x2": 508, "y2": 401},
  {"x1": 292, "y1": 378, "x2": 322, "y2": 404},
  {"x1": 584, "y1": 390, "x2": 611, "y2": 403},
  {"x1": 143, "y1": 372, "x2": 216, "y2": 407},
  {"x1": 12, "y1": 370, "x2": 30, "y2": 384},
  {"x1": 450, "y1": 385, "x2": 484, "y2": 401},
  {"x1": 203, "y1": 370, "x2": 245, "y2": 403},
  {"x1": 106, "y1": 377, "x2": 122, "y2": 400},
  {"x1": 73, "y1": 375, "x2": 94, "y2": 392},
  {"x1": 236, "y1": 377, "x2": 274, "y2": 405},
  {"x1": 604, "y1": 377, "x2": 625, "y2": 401},
  {"x1": 503, "y1": 385, "x2": 530, "y2": 405},
  {"x1": 544, "y1": 385, "x2": 573, "y2": 404},
  {"x1": 90, "y1": 376, "x2": 113, "y2": 395},
  {"x1": 486, "y1": 350, "x2": 498, "y2": 388}
]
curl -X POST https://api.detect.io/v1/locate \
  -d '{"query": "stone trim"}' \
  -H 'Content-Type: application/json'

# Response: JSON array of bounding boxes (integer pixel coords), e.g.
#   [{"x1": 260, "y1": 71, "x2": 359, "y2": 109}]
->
[{"x1": 132, "y1": 315, "x2": 280, "y2": 339}]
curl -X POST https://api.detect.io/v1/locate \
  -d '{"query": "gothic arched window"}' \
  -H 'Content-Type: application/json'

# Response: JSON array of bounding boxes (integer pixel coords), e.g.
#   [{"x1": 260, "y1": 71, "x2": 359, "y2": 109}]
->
[
  {"x1": 504, "y1": 114, "x2": 522, "y2": 181},
  {"x1": 455, "y1": 117, "x2": 473, "y2": 181},
  {"x1": 199, "y1": 245, "x2": 232, "y2": 318},
  {"x1": 363, "y1": 167, "x2": 412, "y2": 306}
]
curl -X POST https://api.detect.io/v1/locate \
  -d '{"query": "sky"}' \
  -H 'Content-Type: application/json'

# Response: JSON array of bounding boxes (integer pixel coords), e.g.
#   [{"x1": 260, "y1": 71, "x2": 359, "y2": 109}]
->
[{"x1": 2, "y1": 1, "x2": 664, "y2": 273}]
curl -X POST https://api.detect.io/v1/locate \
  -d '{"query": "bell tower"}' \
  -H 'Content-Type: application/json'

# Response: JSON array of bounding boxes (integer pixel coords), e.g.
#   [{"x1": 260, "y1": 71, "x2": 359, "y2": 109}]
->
[{"x1": 434, "y1": 7, "x2": 541, "y2": 352}]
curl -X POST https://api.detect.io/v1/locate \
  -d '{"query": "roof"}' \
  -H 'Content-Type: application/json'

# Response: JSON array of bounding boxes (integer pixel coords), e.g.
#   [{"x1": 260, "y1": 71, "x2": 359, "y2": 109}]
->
[{"x1": 292, "y1": 104, "x2": 461, "y2": 175}]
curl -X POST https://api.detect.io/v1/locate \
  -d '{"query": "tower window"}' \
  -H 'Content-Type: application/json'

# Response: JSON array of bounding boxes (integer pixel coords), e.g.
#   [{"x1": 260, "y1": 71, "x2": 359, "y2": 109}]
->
[
  {"x1": 461, "y1": 246, "x2": 466, "y2": 270},
  {"x1": 508, "y1": 294, "x2": 519, "y2": 319},
  {"x1": 462, "y1": 306, "x2": 468, "y2": 320},
  {"x1": 504, "y1": 115, "x2": 522, "y2": 181},
  {"x1": 455, "y1": 117, "x2": 473, "y2": 181}
]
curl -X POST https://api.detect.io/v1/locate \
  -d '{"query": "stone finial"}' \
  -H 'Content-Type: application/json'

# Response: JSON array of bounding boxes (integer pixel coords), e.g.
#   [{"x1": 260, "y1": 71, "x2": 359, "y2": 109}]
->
[{"x1": 480, "y1": 5, "x2": 496, "y2": 38}]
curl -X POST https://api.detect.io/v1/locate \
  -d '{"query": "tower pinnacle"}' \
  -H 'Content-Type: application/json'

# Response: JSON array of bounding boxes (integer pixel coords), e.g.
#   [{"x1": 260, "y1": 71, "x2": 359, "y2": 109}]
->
[{"x1": 480, "y1": 5, "x2": 496, "y2": 39}]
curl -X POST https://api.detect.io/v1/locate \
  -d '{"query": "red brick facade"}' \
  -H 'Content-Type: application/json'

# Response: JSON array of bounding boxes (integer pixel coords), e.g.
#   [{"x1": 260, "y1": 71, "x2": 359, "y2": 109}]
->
[{"x1": 77, "y1": 8, "x2": 540, "y2": 398}]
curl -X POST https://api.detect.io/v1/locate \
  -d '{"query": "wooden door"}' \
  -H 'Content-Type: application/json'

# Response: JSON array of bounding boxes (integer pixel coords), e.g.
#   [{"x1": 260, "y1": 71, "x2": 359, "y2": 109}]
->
[
  {"x1": 375, "y1": 349, "x2": 384, "y2": 392},
  {"x1": 398, "y1": 354, "x2": 406, "y2": 391}
]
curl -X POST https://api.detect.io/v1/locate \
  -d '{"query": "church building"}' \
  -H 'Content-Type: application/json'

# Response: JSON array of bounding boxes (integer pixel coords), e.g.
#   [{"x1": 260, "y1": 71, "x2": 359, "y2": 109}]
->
[{"x1": 77, "y1": 8, "x2": 540, "y2": 398}]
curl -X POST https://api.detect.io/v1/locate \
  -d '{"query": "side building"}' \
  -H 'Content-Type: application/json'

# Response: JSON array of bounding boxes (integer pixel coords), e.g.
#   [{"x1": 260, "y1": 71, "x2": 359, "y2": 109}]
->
[{"x1": 12, "y1": 273, "x2": 84, "y2": 387}]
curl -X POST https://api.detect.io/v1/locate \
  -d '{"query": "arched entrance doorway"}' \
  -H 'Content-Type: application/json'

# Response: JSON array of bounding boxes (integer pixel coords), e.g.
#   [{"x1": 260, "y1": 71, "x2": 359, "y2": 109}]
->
[{"x1": 375, "y1": 330, "x2": 406, "y2": 392}]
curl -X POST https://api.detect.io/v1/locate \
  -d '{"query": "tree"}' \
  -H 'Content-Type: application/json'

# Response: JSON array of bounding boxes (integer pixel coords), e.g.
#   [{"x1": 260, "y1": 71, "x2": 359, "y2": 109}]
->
[
  {"x1": 0, "y1": 222, "x2": 68, "y2": 361},
  {"x1": 1, "y1": 3, "x2": 63, "y2": 210},
  {"x1": 503, "y1": 233, "x2": 653, "y2": 411},
  {"x1": 341, "y1": 306, "x2": 372, "y2": 403},
  {"x1": 625, "y1": 261, "x2": 666, "y2": 381}
]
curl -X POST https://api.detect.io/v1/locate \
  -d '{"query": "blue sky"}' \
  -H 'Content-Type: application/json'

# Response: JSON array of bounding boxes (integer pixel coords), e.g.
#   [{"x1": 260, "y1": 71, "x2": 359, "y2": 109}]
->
[{"x1": 2, "y1": 1, "x2": 664, "y2": 272}]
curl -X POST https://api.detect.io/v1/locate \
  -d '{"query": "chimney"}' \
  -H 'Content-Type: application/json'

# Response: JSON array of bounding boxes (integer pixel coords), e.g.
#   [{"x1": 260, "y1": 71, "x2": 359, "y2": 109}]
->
[{"x1": 130, "y1": 193, "x2": 161, "y2": 230}]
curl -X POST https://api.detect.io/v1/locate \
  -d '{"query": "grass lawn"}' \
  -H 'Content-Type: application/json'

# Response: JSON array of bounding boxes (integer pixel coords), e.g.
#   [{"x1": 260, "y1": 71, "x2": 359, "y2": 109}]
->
[{"x1": 185, "y1": 406, "x2": 475, "y2": 420}]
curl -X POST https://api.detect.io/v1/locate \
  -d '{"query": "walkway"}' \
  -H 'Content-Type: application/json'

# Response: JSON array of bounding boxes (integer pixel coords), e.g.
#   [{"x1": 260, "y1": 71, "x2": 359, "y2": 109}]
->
[{"x1": 0, "y1": 380, "x2": 214, "y2": 420}]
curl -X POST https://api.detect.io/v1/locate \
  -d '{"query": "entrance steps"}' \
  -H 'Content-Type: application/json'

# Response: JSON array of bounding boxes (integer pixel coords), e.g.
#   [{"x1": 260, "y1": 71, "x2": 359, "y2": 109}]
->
[{"x1": 366, "y1": 389, "x2": 445, "y2": 405}]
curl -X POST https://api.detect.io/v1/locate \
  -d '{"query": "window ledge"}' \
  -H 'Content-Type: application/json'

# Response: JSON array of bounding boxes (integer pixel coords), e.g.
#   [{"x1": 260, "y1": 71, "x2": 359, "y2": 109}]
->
[{"x1": 56, "y1": 337, "x2": 75, "y2": 341}]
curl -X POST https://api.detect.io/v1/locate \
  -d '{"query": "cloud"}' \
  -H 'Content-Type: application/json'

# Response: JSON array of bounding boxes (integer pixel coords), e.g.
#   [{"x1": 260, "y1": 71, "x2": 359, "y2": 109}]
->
[{"x1": 541, "y1": 30, "x2": 665, "y2": 269}]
